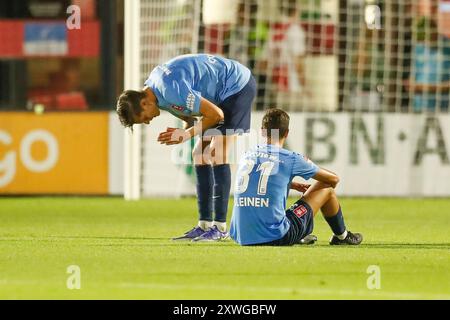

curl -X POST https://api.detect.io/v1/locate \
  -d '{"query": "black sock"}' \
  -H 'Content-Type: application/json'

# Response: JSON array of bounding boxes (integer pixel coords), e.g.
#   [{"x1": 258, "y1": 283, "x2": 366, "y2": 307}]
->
[
  {"x1": 325, "y1": 207, "x2": 347, "y2": 236},
  {"x1": 195, "y1": 165, "x2": 213, "y2": 222},
  {"x1": 212, "y1": 164, "x2": 231, "y2": 223}
]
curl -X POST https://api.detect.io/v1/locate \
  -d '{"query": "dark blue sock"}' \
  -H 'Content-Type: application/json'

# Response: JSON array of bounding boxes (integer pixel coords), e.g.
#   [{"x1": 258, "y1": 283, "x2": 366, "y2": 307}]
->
[
  {"x1": 195, "y1": 165, "x2": 213, "y2": 222},
  {"x1": 212, "y1": 164, "x2": 231, "y2": 223},
  {"x1": 325, "y1": 207, "x2": 347, "y2": 236}
]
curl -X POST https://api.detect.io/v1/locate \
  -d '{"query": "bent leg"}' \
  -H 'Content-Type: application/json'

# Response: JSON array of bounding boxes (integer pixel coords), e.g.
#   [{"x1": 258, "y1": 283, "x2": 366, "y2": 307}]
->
[
  {"x1": 301, "y1": 181, "x2": 340, "y2": 218},
  {"x1": 209, "y1": 134, "x2": 236, "y2": 166},
  {"x1": 302, "y1": 182, "x2": 347, "y2": 238}
]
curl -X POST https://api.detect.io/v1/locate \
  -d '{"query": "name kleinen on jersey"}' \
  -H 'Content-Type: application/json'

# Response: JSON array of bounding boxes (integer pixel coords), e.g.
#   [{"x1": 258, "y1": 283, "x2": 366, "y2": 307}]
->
[{"x1": 235, "y1": 197, "x2": 270, "y2": 208}]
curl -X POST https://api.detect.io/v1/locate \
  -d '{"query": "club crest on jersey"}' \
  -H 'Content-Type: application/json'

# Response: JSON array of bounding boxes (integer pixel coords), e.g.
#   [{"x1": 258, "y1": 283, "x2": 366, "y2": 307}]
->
[
  {"x1": 293, "y1": 204, "x2": 308, "y2": 218},
  {"x1": 171, "y1": 105, "x2": 184, "y2": 112}
]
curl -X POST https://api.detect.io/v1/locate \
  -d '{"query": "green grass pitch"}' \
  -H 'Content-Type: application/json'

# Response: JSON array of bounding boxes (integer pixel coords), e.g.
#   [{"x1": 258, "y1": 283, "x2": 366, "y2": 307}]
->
[{"x1": 0, "y1": 197, "x2": 449, "y2": 300}]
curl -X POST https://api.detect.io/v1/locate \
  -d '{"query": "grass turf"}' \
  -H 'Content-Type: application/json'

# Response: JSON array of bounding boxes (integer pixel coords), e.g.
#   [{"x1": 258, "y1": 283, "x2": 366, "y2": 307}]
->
[{"x1": 0, "y1": 197, "x2": 449, "y2": 300}]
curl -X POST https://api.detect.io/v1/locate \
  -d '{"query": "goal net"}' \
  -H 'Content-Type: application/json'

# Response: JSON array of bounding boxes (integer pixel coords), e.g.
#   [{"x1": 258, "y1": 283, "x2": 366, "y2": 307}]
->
[{"x1": 124, "y1": 0, "x2": 450, "y2": 199}]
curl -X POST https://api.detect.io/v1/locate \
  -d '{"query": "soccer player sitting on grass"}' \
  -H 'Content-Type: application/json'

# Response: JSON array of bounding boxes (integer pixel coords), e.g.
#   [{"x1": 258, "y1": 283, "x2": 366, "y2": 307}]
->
[
  {"x1": 117, "y1": 54, "x2": 256, "y2": 242},
  {"x1": 230, "y1": 108, "x2": 363, "y2": 246}
]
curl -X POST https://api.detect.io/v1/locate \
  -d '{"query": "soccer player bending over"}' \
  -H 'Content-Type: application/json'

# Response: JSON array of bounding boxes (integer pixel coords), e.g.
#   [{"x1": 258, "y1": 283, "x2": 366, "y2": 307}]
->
[
  {"x1": 117, "y1": 54, "x2": 256, "y2": 242},
  {"x1": 230, "y1": 109, "x2": 363, "y2": 246}
]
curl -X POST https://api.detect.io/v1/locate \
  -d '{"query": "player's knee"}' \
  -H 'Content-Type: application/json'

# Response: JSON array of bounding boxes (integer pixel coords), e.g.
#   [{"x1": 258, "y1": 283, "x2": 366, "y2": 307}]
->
[
  {"x1": 211, "y1": 153, "x2": 227, "y2": 166},
  {"x1": 210, "y1": 146, "x2": 228, "y2": 166},
  {"x1": 192, "y1": 146, "x2": 198, "y2": 157},
  {"x1": 192, "y1": 148, "x2": 206, "y2": 165},
  {"x1": 326, "y1": 186, "x2": 336, "y2": 198},
  {"x1": 192, "y1": 153, "x2": 201, "y2": 165},
  {"x1": 332, "y1": 176, "x2": 340, "y2": 186}
]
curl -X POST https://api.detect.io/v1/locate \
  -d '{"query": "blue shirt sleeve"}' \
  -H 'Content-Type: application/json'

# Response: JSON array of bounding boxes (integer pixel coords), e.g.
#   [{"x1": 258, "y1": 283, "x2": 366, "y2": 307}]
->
[
  {"x1": 162, "y1": 78, "x2": 202, "y2": 116},
  {"x1": 291, "y1": 153, "x2": 319, "y2": 180}
]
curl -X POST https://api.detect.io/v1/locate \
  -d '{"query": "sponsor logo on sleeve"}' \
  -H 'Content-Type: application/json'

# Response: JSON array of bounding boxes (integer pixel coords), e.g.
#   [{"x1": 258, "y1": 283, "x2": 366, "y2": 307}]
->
[
  {"x1": 171, "y1": 105, "x2": 184, "y2": 112},
  {"x1": 186, "y1": 93, "x2": 196, "y2": 112}
]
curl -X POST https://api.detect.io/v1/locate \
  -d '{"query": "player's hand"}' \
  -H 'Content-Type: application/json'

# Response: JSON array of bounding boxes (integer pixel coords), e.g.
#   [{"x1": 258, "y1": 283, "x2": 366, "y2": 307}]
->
[
  {"x1": 291, "y1": 182, "x2": 311, "y2": 193},
  {"x1": 157, "y1": 128, "x2": 191, "y2": 145}
]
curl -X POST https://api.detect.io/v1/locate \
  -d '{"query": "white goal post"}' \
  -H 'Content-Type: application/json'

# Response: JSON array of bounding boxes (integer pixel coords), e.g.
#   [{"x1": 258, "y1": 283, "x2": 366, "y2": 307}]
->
[{"x1": 124, "y1": 0, "x2": 142, "y2": 200}]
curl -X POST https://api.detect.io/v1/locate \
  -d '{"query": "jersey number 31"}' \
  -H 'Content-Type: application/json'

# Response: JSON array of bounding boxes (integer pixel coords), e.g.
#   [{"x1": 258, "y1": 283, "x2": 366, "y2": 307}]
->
[{"x1": 236, "y1": 160, "x2": 275, "y2": 196}]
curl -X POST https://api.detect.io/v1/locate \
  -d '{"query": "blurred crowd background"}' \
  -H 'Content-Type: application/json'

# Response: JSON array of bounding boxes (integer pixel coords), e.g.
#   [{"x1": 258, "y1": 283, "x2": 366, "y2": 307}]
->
[{"x1": 0, "y1": 0, "x2": 449, "y2": 114}]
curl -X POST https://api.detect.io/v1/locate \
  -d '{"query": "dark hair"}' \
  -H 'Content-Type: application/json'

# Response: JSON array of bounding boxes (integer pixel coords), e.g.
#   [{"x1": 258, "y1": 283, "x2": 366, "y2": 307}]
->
[
  {"x1": 262, "y1": 108, "x2": 290, "y2": 140},
  {"x1": 116, "y1": 90, "x2": 146, "y2": 129}
]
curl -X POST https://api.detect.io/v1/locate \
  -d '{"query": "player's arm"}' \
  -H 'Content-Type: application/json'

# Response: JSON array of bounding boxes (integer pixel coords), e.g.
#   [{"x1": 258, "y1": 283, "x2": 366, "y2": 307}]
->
[
  {"x1": 312, "y1": 168, "x2": 340, "y2": 189},
  {"x1": 291, "y1": 182, "x2": 311, "y2": 193},
  {"x1": 171, "y1": 113, "x2": 197, "y2": 129},
  {"x1": 185, "y1": 98, "x2": 224, "y2": 138},
  {"x1": 158, "y1": 98, "x2": 224, "y2": 145}
]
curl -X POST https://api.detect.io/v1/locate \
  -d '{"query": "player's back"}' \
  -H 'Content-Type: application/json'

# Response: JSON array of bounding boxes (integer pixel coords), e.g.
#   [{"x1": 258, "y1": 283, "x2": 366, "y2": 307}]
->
[
  {"x1": 230, "y1": 144, "x2": 319, "y2": 246},
  {"x1": 230, "y1": 145, "x2": 296, "y2": 246},
  {"x1": 145, "y1": 54, "x2": 251, "y2": 106}
]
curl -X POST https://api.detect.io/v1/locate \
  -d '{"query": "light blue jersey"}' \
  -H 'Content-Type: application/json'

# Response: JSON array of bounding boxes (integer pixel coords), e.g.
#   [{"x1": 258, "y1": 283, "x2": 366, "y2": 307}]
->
[
  {"x1": 144, "y1": 54, "x2": 251, "y2": 118},
  {"x1": 230, "y1": 145, "x2": 319, "y2": 246}
]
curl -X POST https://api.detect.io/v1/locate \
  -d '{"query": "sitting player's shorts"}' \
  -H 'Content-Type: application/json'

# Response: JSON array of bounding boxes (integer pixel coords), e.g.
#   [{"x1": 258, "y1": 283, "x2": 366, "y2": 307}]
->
[
  {"x1": 205, "y1": 75, "x2": 256, "y2": 136},
  {"x1": 258, "y1": 199, "x2": 314, "y2": 246}
]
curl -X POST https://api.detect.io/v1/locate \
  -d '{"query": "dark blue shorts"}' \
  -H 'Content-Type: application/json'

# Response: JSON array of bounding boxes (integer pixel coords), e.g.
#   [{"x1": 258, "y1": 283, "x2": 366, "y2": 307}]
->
[
  {"x1": 205, "y1": 76, "x2": 256, "y2": 136},
  {"x1": 256, "y1": 199, "x2": 315, "y2": 247}
]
